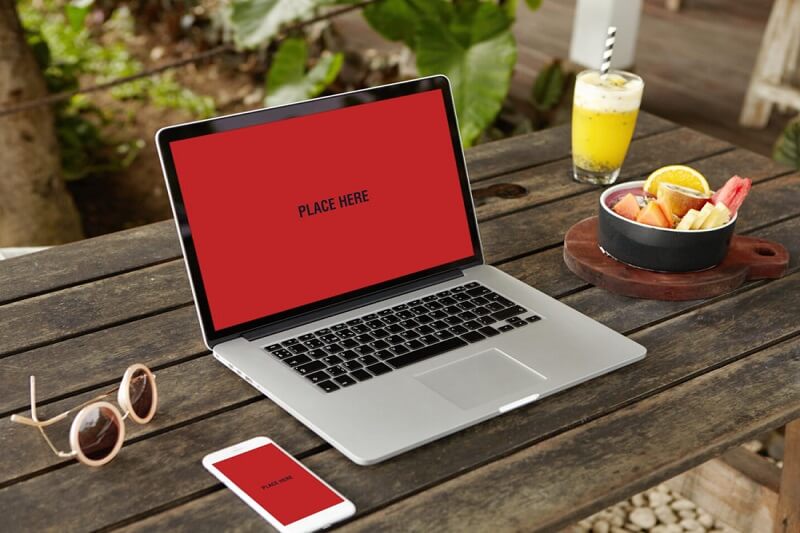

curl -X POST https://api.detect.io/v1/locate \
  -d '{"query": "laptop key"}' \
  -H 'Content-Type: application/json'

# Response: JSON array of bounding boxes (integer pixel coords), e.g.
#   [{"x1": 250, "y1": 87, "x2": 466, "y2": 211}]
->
[
  {"x1": 463, "y1": 320, "x2": 482, "y2": 330},
  {"x1": 299, "y1": 333, "x2": 315, "y2": 341},
  {"x1": 282, "y1": 338, "x2": 300, "y2": 346},
  {"x1": 378, "y1": 309, "x2": 393, "y2": 316},
  {"x1": 351, "y1": 369, "x2": 373, "y2": 382},
  {"x1": 527, "y1": 315, "x2": 542, "y2": 323},
  {"x1": 265, "y1": 344, "x2": 282, "y2": 352},
  {"x1": 370, "y1": 340, "x2": 390, "y2": 350},
  {"x1": 371, "y1": 328, "x2": 390, "y2": 338},
  {"x1": 321, "y1": 334, "x2": 339, "y2": 343},
  {"x1": 420, "y1": 334, "x2": 439, "y2": 345},
  {"x1": 449, "y1": 325, "x2": 468, "y2": 335},
  {"x1": 366, "y1": 320, "x2": 384, "y2": 329},
  {"x1": 358, "y1": 355, "x2": 379, "y2": 365},
  {"x1": 391, "y1": 304, "x2": 408, "y2": 311},
  {"x1": 342, "y1": 360, "x2": 362, "y2": 371},
  {"x1": 346, "y1": 318, "x2": 363, "y2": 326},
  {"x1": 465, "y1": 282, "x2": 480, "y2": 288},
  {"x1": 285, "y1": 354, "x2": 312, "y2": 366},
  {"x1": 340, "y1": 349, "x2": 359, "y2": 361},
  {"x1": 308, "y1": 348, "x2": 327, "y2": 359},
  {"x1": 366, "y1": 362, "x2": 392, "y2": 375},
  {"x1": 288, "y1": 344, "x2": 309, "y2": 354},
  {"x1": 305, "y1": 371, "x2": 329, "y2": 383},
  {"x1": 352, "y1": 324, "x2": 370, "y2": 334},
  {"x1": 400, "y1": 319, "x2": 419, "y2": 329},
  {"x1": 461, "y1": 331, "x2": 485, "y2": 343},
  {"x1": 355, "y1": 333, "x2": 375, "y2": 343},
  {"x1": 439, "y1": 296, "x2": 456, "y2": 305},
  {"x1": 386, "y1": 324, "x2": 403, "y2": 334},
  {"x1": 492, "y1": 306, "x2": 527, "y2": 321},
  {"x1": 305, "y1": 338, "x2": 324, "y2": 348},
  {"x1": 405, "y1": 339, "x2": 424, "y2": 350},
  {"x1": 434, "y1": 330, "x2": 454, "y2": 340},
  {"x1": 375, "y1": 349, "x2": 394, "y2": 360},
  {"x1": 416, "y1": 314, "x2": 433, "y2": 324},
  {"x1": 429, "y1": 310, "x2": 447, "y2": 319},
  {"x1": 477, "y1": 316, "x2": 495, "y2": 326},
  {"x1": 458, "y1": 311, "x2": 478, "y2": 321},
  {"x1": 316, "y1": 380, "x2": 339, "y2": 393},
  {"x1": 316, "y1": 328, "x2": 332, "y2": 336},
  {"x1": 453, "y1": 293, "x2": 470, "y2": 301},
  {"x1": 418, "y1": 324, "x2": 434, "y2": 335},
  {"x1": 466, "y1": 286, "x2": 490, "y2": 297},
  {"x1": 387, "y1": 337, "x2": 468, "y2": 369},
  {"x1": 324, "y1": 343, "x2": 343, "y2": 353},
  {"x1": 327, "y1": 365, "x2": 346, "y2": 377},
  {"x1": 396, "y1": 310, "x2": 414, "y2": 319},
  {"x1": 296, "y1": 361, "x2": 326, "y2": 375},
  {"x1": 272, "y1": 348, "x2": 292, "y2": 359},
  {"x1": 408, "y1": 299, "x2": 422, "y2": 306},
  {"x1": 472, "y1": 296, "x2": 489, "y2": 305},
  {"x1": 322, "y1": 355, "x2": 343, "y2": 366},
  {"x1": 431, "y1": 320, "x2": 449, "y2": 330},
  {"x1": 363, "y1": 313, "x2": 378, "y2": 321},
  {"x1": 382, "y1": 315, "x2": 400, "y2": 324},
  {"x1": 332, "y1": 323, "x2": 346, "y2": 331},
  {"x1": 389, "y1": 344, "x2": 409, "y2": 355},
  {"x1": 336, "y1": 329, "x2": 355, "y2": 338},
  {"x1": 334, "y1": 375, "x2": 357, "y2": 387},
  {"x1": 355, "y1": 345, "x2": 375, "y2": 355},
  {"x1": 474, "y1": 306, "x2": 492, "y2": 316},
  {"x1": 341, "y1": 338, "x2": 358, "y2": 349},
  {"x1": 400, "y1": 330, "x2": 419, "y2": 340},
  {"x1": 444, "y1": 316, "x2": 462, "y2": 325},
  {"x1": 422, "y1": 295, "x2": 437, "y2": 302},
  {"x1": 478, "y1": 326, "x2": 500, "y2": 337},
  {"x1": 499, "y1": 325, "x2": 514, "y2": 332}
]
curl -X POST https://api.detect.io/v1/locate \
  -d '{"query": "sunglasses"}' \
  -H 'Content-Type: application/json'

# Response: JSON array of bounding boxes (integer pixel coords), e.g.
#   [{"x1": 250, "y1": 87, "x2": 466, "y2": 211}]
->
[{"x1": 10, "y1": 364, "x2": 157, "y2": 466}]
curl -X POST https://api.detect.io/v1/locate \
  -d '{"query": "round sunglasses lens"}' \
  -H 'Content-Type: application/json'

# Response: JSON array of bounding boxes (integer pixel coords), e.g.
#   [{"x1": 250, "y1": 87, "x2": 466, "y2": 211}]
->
[
  {"x1": 129, "y1": 369, "x2": 154, "y2": 420},
  {"x1": 78, "y1": 406, "x2": 121, "y2": 461}
]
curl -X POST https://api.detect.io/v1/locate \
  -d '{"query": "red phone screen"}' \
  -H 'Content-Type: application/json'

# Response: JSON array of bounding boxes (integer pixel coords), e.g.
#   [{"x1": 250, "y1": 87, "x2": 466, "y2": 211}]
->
[
  {"x1": 169, "y1": 89, "x2": 474, "y2": 331},
  {"x1": 214, "y1": 443, "x2": 344, "y2": 526}
]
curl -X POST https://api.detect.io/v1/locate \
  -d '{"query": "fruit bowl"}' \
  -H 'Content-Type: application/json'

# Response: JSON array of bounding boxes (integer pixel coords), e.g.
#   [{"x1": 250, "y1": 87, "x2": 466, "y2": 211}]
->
[{"x1": 598, "y1": 180, "x2": 738, "y2": 272}]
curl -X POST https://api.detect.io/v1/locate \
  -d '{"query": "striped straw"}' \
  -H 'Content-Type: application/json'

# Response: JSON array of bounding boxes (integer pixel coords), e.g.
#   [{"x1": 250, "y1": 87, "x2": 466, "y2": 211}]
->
[{"x1": 600, "y1": 26, "x2": 616, "y2": 78}]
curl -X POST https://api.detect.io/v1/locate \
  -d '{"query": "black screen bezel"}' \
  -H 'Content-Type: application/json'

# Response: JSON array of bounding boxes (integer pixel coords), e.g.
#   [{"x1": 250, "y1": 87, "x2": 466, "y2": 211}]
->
[{"x1": 156, "y1": 76, "x2": 483, "y2": 345}]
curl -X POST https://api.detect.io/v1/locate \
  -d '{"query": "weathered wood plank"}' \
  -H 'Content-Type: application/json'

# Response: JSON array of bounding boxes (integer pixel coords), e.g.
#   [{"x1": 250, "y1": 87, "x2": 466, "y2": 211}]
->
[
  {"x1": 474, "y1": 127, "x2": 731, "y2": 221},
  {"x1": 665, "y1": 447, "x2": 779, "y2": 533},
  {"x1": 340, "y1": 336, "x2": 800, "y2": 532},
  {"x1": 465, "y1": 112, "x2": 676, "y2": 182},
  {"x1": 98, "y1": 270, "x2": 800, "y2": 532},
  {"x1": 0, "y1": 260, "x2": 192, "y2": 357},
  {"x1": 482, "y1": 173, "x2": 800, "y2": 264},
  {"x1": 0, "y1": 306, "x2": 205, "y2": 417},
  {"x1": 0, "y1": 221, "x2": 179, "y2": 305}
]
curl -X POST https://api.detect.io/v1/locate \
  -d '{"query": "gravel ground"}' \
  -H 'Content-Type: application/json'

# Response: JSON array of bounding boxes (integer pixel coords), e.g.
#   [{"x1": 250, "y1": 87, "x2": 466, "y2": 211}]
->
[{"x1": 565, "y1": 433, "x2": 786, "y2": 533}]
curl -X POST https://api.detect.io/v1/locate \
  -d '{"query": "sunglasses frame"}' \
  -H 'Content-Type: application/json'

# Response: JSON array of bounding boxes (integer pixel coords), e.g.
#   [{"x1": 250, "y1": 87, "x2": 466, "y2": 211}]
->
[{"x1": 10, "y1": 363, "x2": 157, "y2": 467}]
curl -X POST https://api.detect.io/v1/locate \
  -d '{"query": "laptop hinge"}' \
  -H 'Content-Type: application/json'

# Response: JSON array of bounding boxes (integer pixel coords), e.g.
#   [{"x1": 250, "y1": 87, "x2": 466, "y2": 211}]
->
[{"x1": 242, "y1": 268, "x2": 465, "y2": 342}]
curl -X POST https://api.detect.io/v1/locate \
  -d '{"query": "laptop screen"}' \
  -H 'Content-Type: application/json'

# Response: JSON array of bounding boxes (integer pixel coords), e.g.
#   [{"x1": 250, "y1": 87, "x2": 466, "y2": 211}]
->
[{"x1": 169, "y1": 88, "x2": 475, "y2": 331}]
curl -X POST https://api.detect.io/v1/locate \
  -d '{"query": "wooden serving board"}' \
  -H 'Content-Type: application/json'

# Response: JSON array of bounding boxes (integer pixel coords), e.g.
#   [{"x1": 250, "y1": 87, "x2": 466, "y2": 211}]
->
[{"x1": 563, "y1": 217, "x2": 790, "y2": 301}]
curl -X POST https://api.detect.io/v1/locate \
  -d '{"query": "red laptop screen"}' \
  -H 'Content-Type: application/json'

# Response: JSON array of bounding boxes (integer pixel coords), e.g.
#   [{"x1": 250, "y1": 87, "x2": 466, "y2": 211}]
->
[{"x1": 169, "y1": 89, "x2": 474, "y2": 331}]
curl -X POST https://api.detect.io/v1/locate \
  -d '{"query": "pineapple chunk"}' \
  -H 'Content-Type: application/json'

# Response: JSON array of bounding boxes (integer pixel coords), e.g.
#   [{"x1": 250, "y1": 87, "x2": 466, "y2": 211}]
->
[
  {"x1": 700, "y1": 202, "x2": 731, "y2": 229},
  {"x1": 690, "y1": 203, "x2": 715, "y2": 229},
  {"x1": 676, "y1": 209, "x2": 699, "y2": 230}
]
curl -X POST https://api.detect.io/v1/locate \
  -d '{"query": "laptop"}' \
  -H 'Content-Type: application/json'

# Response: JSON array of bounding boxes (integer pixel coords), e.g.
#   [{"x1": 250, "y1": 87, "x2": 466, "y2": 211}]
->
[{"x1": 156, "y1": 76, "x2": 646, "y2": 465}]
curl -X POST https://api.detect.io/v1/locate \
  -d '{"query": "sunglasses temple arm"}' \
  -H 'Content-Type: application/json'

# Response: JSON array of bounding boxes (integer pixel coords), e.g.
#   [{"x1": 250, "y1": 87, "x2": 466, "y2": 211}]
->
[
  {"x1": 37, "y1": 426, "x2": 75, "y2": 458},
  {"x1": 29, "y1": 376, "x2": 39, "y2": 422}
]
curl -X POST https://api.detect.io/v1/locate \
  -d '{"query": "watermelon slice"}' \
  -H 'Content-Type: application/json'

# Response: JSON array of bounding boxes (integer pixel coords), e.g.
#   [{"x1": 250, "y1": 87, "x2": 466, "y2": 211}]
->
[{"x1": 711, "y1": 175, "x2": 751, "y2": 216}]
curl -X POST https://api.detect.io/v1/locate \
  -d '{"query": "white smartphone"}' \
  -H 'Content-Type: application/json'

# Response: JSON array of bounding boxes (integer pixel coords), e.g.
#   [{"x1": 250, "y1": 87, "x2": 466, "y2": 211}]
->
[{"x1": 203, "y1": 437, "x2": 355, "y2": 532}]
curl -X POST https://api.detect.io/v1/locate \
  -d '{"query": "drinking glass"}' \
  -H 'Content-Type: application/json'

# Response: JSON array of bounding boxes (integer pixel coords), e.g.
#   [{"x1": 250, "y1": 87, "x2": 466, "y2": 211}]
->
[{"x1": 571, "y1": 70, "x2": 644, "y2": 185}]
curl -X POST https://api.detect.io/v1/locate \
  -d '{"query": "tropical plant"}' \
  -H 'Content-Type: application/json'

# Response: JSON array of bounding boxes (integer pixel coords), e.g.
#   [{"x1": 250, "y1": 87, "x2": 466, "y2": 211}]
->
[
  {"x1": 228, "y1": 0, "x2": 543, "y2": 147},
  {"x1": 19, "y1": 0, "x2": 214, "y2": 180},
  {"x1": 265, "y1": 38, "x2": 343, "y2": 107},
  {"x1": 774, "y1": 115, "x2": 800, "y2": 170}
]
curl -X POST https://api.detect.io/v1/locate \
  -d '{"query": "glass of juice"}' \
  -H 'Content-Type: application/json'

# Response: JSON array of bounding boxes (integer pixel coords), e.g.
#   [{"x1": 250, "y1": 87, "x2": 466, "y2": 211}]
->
[{"x1": 571, "y1": 70, "x2": 644, "y2": 185}]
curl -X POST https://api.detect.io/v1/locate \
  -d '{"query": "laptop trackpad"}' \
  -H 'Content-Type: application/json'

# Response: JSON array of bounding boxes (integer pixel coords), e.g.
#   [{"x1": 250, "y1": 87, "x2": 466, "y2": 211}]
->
[{"x1": 414, "y1": 349, "x2": 546, "y2": 410}]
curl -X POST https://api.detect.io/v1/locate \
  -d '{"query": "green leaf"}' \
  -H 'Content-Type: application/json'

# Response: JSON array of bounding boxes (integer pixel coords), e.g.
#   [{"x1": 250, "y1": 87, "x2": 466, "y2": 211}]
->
[
  {"x1": 415, "y1": 3, "x2": 516, "y2": 147},
  {"x1": 501, "y1": 0, "x2": 518, "y2": 20},
  {"x1": 265, "y1": 38, "x2": 343, "y2": 106},
  {"x1": 363, "y1": 0, "x2": 420, "y2": 48},
  {"x1": 525, "y1": 0, "x2": 543, "y2": 10},
  {"x1": 773, "y1": 116, "x2": 800, "y2": 170},
  {"x1": 531, "y1": 60, "x2": 565, "y2": 111},
  {"x1": 66, "y1": 0, "x2": 94, "y2": 31},
  {"x1": 229, "y1": 0, "x2": 331, "y2": 48}
]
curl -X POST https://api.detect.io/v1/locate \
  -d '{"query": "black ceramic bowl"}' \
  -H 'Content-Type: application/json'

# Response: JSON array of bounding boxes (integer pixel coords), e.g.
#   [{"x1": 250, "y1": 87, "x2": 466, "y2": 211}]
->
[{"x1": 598, "y1": 180, "x2": 737, "y2": 272}]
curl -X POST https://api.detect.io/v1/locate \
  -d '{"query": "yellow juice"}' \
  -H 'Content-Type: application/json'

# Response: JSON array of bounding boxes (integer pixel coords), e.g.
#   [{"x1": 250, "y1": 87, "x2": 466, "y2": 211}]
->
[
  {"x1": 571, "y1": 70, "x2": 644, "y2": 184},
  {"x1": 571, "y1": 106, "x2": 639, "y2": 172}
]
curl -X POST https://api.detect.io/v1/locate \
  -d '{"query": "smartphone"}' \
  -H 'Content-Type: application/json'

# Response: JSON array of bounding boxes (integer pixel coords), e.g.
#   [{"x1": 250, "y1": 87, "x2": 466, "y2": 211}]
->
[{"x1": 203, "y1": 437, "x2": 355, "y2": 532}]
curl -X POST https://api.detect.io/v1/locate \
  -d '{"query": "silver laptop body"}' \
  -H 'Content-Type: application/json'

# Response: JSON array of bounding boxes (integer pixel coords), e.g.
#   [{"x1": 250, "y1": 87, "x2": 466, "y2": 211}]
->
[{"x1": 157, "y1": 76, "x2": 646, "y2": 465}]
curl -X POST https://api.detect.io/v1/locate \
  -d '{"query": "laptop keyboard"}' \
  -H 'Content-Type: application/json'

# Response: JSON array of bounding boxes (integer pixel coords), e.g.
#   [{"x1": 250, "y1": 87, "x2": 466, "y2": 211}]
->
[{"x1": 263, "y1": 282, "x2": 541, "y2": 393}]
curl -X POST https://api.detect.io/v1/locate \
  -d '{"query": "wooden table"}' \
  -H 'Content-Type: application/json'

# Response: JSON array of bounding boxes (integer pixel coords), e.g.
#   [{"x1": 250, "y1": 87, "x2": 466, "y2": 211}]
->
[{"x1": 1, "y1": 112, "x2": 799, "y2": 532}]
